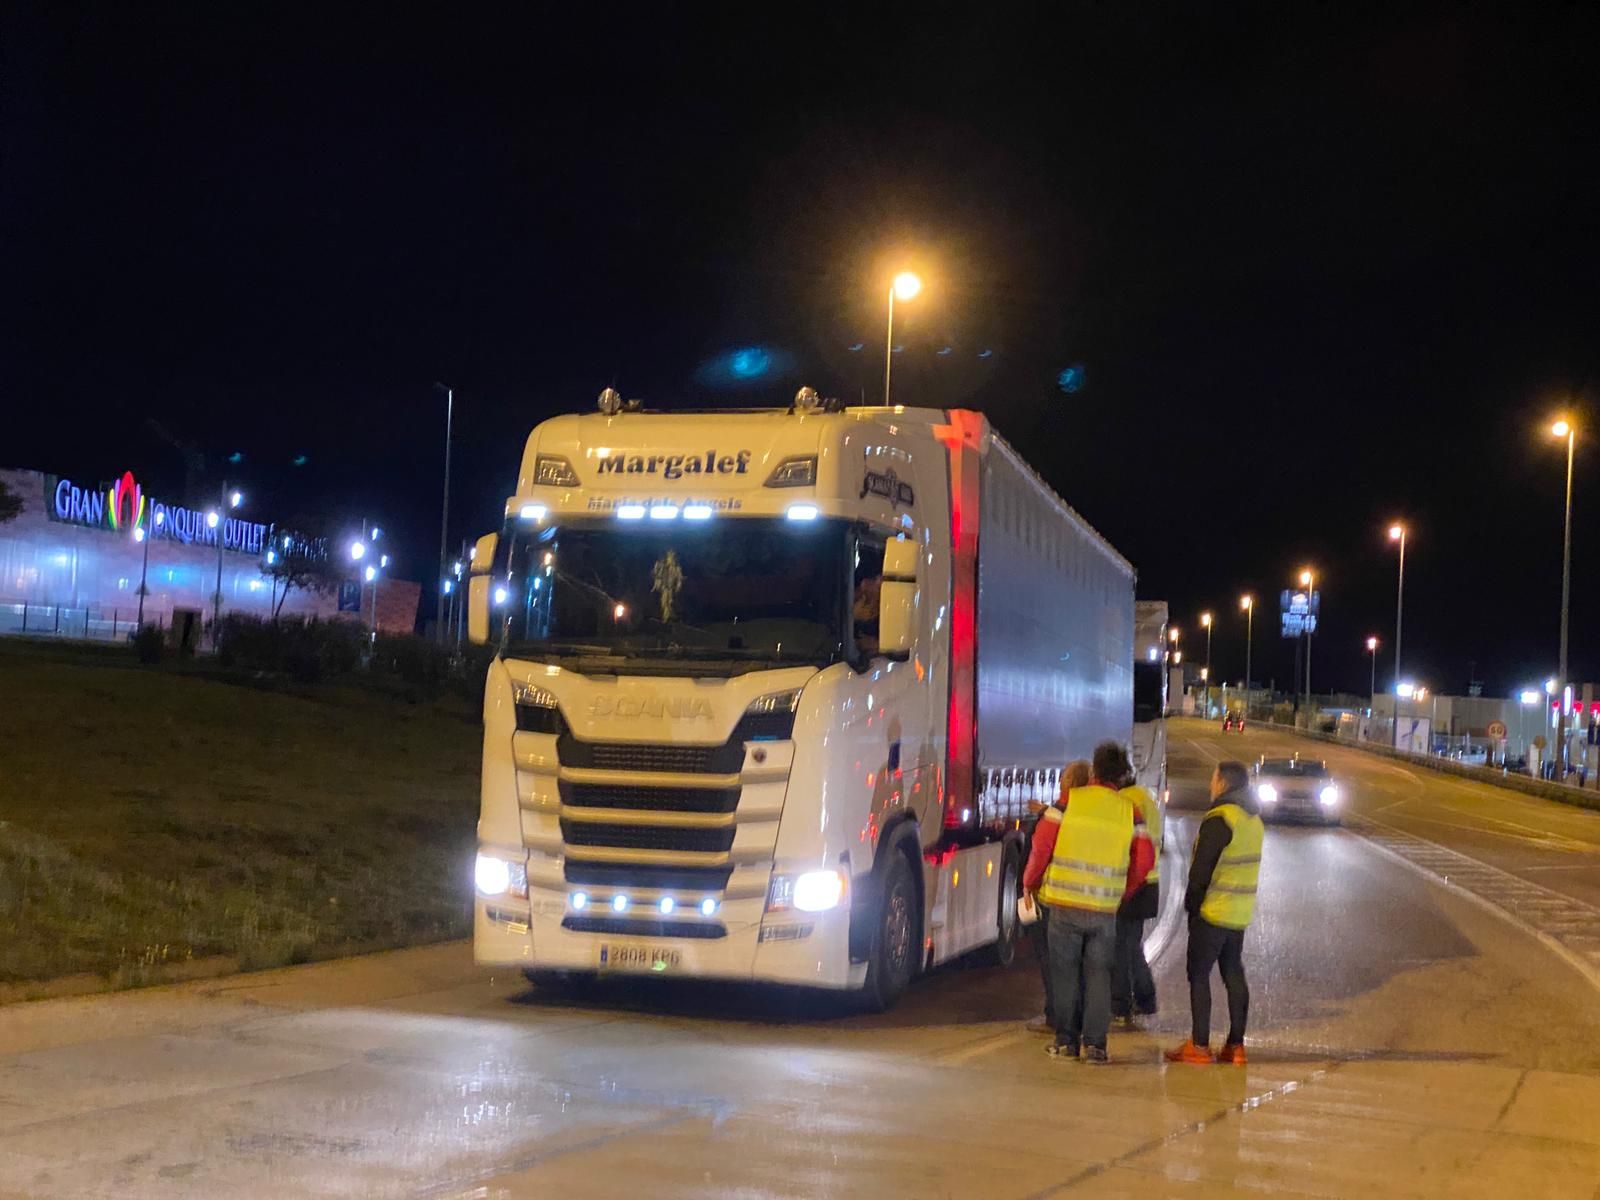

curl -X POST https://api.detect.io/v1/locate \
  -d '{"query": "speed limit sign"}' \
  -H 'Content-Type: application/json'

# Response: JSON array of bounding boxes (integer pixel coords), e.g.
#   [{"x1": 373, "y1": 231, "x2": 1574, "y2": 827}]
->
[{"x1": 1487, "y1": 720, "x2": 1508, "y2": 739}]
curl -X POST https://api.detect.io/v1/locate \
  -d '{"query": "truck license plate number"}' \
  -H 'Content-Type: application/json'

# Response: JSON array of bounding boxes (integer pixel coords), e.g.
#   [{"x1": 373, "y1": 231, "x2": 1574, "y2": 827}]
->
[{"x1": 598, "y1": 944, "x2": 681, "y2": 972}]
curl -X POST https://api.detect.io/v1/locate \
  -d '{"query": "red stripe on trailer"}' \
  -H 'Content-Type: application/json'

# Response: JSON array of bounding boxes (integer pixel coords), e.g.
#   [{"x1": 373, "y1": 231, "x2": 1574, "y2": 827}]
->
[{"x1": 935, "y1": 410, "x2": 984, "y2": 830}]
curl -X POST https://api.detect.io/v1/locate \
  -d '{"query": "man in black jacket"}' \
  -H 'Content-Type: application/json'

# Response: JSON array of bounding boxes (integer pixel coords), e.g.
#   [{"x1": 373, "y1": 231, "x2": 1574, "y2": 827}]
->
[{"x1": 1165, "y1": 759, "x2": 1265, "y2": 1066}]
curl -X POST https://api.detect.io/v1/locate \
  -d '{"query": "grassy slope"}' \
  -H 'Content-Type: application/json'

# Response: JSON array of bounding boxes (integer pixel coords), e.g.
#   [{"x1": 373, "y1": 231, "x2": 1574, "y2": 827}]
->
[{"x1": 0, "y1": 639, "x2": 480, "y2": 985}]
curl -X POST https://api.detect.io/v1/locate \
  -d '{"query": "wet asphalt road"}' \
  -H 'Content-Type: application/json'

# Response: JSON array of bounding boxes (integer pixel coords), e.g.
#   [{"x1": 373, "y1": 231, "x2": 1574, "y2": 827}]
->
[{"x1": 3, "y1": 725, "x2": 1600, "y2": 1198}]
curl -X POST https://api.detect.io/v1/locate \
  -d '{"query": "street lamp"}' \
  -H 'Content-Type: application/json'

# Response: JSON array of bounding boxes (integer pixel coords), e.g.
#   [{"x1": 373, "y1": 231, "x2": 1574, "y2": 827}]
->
[
  {"x1": 434, "y1": 382, "x2": 454, "y2": 647},
  {"x1": 1298, "y1": 567, "x2": 1316, "y2": 717},
  {"x1": 884, "y1": 271, "x2": 921, "y2": 406},
  {"x1": 1366, "y1": 636, "x2": 1379, "y2": 716},
  {"x1": 1200, "y1": 612, "x2": 1213, "y2": 717},
  {"x1": 1550, "y1": 418, "x2": 1576, "y2": 776},
  {"x1": 1388, "y1": 522, "x2": 1407, "y2": 691},
  {"x1": 1239, "y1": 594, "x2": 1255, "y2": 721},
  {"x1": 210, "y1": 483, "x2": 243, "y2": 647}
]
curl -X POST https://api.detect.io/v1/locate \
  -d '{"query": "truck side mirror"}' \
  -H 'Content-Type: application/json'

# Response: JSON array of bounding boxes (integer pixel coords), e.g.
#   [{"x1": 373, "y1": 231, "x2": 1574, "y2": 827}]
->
[
  {"x1": 467, "y1": 532, "x2": 499, "y2": 646},
  {"x1": 878, "y1": 537, "x2": 919, "y2": 661}
]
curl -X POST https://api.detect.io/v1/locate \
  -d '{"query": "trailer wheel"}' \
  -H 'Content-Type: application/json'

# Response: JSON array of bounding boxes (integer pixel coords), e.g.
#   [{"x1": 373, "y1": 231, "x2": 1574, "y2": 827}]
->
[
  {"x1": 980, "y1": 844, "x2": 1021, "y2": 967},
  {"x1": 861, "y1": 850, "x2": 918, "y2": 1012}
]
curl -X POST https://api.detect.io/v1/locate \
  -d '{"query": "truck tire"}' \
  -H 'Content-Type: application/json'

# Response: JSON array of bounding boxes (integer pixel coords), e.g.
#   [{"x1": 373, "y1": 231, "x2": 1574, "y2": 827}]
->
[
  {"x1": 980, "y1": 844, "x2": 1022, "y2": 967},
  {"x1": 522, "y1": 968, "x2": 597, "y2": 995},
  {"x1": 861, "y1": 850, "x2": 919, "y2": 1012}
]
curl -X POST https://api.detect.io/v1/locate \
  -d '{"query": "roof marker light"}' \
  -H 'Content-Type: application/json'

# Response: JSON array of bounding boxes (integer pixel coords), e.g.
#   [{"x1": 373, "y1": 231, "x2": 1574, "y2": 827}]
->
[
  {"x1": 786, "y1": 504, "x2": 819, "y2": 522},
  {"x1": 649, "y1": 505, "x2": 680, "y2": 520},
  {"x1": 658, "y1": 897, "x2": 676, "y2": 915},
  {"x1": 682, "y1": 505, "x2": 714, "y2": 520},
  {"x1": 571, "y1": 891, "x2": 589, "y2": 910},
  {"x1": 616, "y1": 505, "x2": 646, "y2": 520},
  {"x1": 520, "y1": 504, "x2": 547, "y2": 521}
]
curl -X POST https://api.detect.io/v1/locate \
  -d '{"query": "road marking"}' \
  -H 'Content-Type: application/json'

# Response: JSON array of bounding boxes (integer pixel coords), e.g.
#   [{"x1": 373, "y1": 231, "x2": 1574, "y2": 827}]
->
[{"x1": 1348, "y1": 816, "x2": 1600, "y2": 994}]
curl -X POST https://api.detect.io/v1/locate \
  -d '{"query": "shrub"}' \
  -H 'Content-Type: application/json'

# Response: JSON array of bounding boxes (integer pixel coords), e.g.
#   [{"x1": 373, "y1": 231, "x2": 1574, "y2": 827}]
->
[
  {"x1": 215, "y1": 614, "x2": 367, "y2": 683},
  {"x1": 133, "y1": 624, "x2": 165, "y2": 665}
]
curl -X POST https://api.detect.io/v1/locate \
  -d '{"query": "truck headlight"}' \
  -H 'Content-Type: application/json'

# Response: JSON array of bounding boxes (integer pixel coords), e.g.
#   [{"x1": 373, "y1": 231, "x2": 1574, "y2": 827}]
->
[
  {"x1": 476, "y1": 852, "x2": 528, "y2": 898},
  {"x1": 1319, "y1": 785, "x2": 1341, "y2": 807},
  {"x1": 746, "y1": 688, "x2": 802, "y2": 716},
  {"x1": 1256, "y1": 783, "x2": 1278, "y2": 804},
  {"x1": 769, "y1": 870, "x2": 848, "y2": 914}
]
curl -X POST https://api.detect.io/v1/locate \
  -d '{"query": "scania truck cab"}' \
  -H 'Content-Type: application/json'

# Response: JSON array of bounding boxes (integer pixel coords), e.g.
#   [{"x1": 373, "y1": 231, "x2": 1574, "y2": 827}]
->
[{"x1": 468, "y1": 389, "x2": 1135, "y2": 1009}]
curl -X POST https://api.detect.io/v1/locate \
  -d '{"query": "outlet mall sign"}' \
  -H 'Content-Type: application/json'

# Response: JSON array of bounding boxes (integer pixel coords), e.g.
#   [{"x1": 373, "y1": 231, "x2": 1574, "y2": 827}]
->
[{"x1": 45, "y1": 470, "x2": 270, "y2": 555}]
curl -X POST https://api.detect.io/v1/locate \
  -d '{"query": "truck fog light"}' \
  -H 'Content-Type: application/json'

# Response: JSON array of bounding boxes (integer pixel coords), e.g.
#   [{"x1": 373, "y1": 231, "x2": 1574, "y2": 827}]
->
[
  {"x1": 699, "y1": 898, "x2": 719, "y2": 917},
  {"x1": 571, "y1": 891, "x2": 589, "y2": 910}
]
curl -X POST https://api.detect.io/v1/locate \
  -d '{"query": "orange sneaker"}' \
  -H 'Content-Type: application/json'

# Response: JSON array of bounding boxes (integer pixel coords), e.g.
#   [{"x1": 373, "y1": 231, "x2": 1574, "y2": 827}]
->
[
  {"x1": 1163, "y1": 1040, "x2": 1215, "y2": 1065},
  {"x1": 1216, "y1": 1042, "x2": 1247, "y2": 1065}
]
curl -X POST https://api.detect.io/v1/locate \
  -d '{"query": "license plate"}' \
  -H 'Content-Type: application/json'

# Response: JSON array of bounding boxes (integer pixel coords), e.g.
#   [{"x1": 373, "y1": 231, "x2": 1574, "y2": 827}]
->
[{"x1": 598, "y1": 944, "x2": 682, "y2": 972}]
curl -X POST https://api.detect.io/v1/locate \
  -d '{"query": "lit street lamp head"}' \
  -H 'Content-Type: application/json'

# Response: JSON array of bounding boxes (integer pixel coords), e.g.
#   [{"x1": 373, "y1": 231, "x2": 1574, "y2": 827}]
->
[
  {"x1": 891, "y1": 271, "x2": 921, "y2": 302},
  {"x1": 1240, "y1": 594, "x2": 1253, "y2": 611},
  {"x1": 1366, "y1": 636, "x2": 1378, "y2": 651},
  {"x1": 1388, "y1": 523, "x2": 1404, "y2": 541},
  {"x1": 349, "y1": 540, "x2": 367, "y2": 561},
  {"x1": 1552, "y1": 419, "x2": 1572, "y2": 438},
  {"x1": 1298, "y1": 568, "x2": 1314, "y2": 587},
  {"x1": 229, "y1": 491, "x2": 243, "y2": 508},
  {"x1": 205, "y1": 511, "x2": 219, "y2": 529},
  {"x1": 1168, "y1": 628, "x2": 1180, "y2": 643},
  {"x1": 364, "y1": 565, "x2": 377, "y2": 582},
  {"x1": 1200, "y1": 612, "x2": 1212, "y2": 628}
]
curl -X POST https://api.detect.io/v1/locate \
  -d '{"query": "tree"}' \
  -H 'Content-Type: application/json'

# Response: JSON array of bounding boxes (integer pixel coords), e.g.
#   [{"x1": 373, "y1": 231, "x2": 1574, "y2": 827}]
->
[
  {"x1": 0, "y1": 478, "x2": 21, "y2": 525},
  {"x1": 261, "y1": 519, "x2": 348, "y2": 619}
]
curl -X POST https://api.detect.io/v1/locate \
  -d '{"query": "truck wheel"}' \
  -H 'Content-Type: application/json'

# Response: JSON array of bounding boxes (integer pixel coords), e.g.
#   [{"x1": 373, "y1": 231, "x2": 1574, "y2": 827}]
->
[
  {"x1": 522, "y1": 968, "x2": 596, "y2": 994},
  {"x1": 861, "y1": 851, "x2": 918, "y2": 1012},
  {"x1": 980, "y1": 845, "x2": 1021, "y2": 967}
]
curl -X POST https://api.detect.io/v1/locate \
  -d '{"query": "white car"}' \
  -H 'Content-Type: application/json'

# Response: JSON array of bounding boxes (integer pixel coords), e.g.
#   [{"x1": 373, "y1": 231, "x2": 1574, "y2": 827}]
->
[{"x1": 1251, "y1": 756, "x2": 1343, "y2": 826}]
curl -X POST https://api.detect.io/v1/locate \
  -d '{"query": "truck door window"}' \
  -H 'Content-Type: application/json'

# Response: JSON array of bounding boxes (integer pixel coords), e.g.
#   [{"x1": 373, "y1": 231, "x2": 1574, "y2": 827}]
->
[{"x1": 852, "y1": 535, "x2": 886, "y2": 663}]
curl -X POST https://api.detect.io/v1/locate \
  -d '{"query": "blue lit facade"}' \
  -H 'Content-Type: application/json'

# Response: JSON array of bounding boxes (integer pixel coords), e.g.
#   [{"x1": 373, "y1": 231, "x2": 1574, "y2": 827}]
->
[{"x1": 1, "y1": 466, "x2": 338, "y2": 635}]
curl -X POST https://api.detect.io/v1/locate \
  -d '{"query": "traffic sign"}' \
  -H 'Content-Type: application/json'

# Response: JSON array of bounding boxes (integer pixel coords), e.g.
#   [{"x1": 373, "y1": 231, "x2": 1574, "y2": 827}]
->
[{"x1": 1487, "y1": 720, "x2": 1507, "y2": 740}]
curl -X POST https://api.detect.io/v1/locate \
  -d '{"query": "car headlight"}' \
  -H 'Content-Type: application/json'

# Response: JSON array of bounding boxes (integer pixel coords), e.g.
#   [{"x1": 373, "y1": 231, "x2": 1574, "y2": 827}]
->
[
  {"x1": 1256, "y1": 783, "x2": 1278, "y2": 804},
  {"x1": 1319, "y1": 785, "x2": 1341, "y2": 807},
  {"x1": 767, "y1": 869, "x2": 848, "y2": 914},
  {"x1": 475, "y1": 852, "x2": 528, "y2": 898}
]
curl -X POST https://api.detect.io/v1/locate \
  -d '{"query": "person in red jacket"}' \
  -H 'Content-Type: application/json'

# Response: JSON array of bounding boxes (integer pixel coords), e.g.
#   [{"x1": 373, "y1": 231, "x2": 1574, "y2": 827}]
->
[
  {"x1": 1023, "y1": 759, "x2": 1091, "y2": 1034},
  {"x1": 1023, "y1": 742, "x2": 1155, "y2": 1063}
]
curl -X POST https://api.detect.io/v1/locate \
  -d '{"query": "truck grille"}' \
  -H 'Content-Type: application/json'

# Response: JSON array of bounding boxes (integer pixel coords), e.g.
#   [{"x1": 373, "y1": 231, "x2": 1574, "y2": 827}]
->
[
  {"x1": 564, "y1": 862, "x2": 734, "y2": 891},
  {"x1": 560, "y1": 821, "x2": 735, "y2": 853},
  {"x1": 566, "y1": 740, "x2": 734, "y2": 774},
  {"x1": 560, "y1": 781, "x2": 740, "y2": 814},
  {"x1": 562, "y1": 916, "x2": 726, "y2": 940}
]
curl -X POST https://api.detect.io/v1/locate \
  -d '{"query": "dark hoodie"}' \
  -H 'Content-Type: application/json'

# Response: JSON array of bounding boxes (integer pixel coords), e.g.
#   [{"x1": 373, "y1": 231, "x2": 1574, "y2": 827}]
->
[{"x1": 1184, "y1": 784, "x2": 1261, "y2": 921}]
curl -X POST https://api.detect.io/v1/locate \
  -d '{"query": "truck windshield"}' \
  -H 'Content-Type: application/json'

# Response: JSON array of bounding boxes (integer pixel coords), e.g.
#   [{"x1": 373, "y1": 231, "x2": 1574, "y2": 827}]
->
[{"x1": 498, "y1": 518, "x2": 851, "y2": 669}]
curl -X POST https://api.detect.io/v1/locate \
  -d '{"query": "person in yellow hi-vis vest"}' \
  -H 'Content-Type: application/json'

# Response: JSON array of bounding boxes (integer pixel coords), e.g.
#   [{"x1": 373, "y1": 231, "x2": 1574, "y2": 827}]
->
[
  {"x1": 1024, "y1": 742, "x2": 1154, "y2": 1065},
  {"x1": 1166, "y1": 760, "x2": 1265, "y2": 1066},
  {"x1": 1112, "y1": 775, "x2": 1161, "y2": 1029}
]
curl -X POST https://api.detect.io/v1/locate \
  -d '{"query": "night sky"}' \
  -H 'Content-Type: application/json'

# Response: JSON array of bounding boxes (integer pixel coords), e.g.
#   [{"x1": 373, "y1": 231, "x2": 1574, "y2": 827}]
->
[{"x1": 4, "y1": 8, "x2": 1596, "y2": 697}]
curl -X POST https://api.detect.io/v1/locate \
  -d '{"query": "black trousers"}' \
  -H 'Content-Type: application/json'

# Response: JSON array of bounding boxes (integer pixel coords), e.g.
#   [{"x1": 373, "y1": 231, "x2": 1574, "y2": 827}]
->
[
  {"x1": 1031, "y1": 905, "x2": 1053, "y2": 1020},
  {"x1": 1111, "y1": 912, "x2": 1157, "y2": 1017},
  {"x1": 1186, "y1": 917, "x2": 1249, "y2": 1045}
]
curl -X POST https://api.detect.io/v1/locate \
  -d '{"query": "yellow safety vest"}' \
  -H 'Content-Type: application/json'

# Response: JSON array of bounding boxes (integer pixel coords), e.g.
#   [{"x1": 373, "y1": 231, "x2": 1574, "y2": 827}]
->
[
  {"x1": 1040, "y1": 786, "x2": 1133, "y2": 913},
  {"x1": 1198, "y1": 802, "x2": 1264, "y2": 930},
  {"x1": 1123, "y1": 785, "x2": 1161, "y2": 884}
]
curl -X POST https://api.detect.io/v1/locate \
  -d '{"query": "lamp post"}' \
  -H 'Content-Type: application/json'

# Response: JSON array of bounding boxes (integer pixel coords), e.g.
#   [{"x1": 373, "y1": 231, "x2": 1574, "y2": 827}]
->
[
  {"x1": 1551, "y1": 419, "x2": 1576, "y2": 777},
  {"x1": 1298, "y1": 567, "x2": 1316, "y2": 717},
  {"x1": 133, "y1": 515, "x2": 154, "y2": 629},
  {"x1": 1366, "y1": 636, "x2": 1379, "y2": 716},
  {"x1": 1240, "y1": 594, "x2": 1254, "y2": 721},
  {"x1": 1388, "y1": 523, "x2": 1407, "y2": 690},
  {"x1": 434, "y1": 382, "x2": 454, "y2": 646},
  {"x1": 1200, "y1": 611, "x2": 1213, "y2": 717},
  {"x1": 208, "y1": 483, "x2": 243, "y2": 648},
  {"x1": 884, "y1": 271, "x2": 921, "y2": 406}
]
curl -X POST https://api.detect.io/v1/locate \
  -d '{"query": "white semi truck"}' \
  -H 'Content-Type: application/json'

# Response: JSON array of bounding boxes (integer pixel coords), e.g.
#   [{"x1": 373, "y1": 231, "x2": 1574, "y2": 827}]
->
[
  {"x1": 1133, "y1": 600, "x2": 1170, "y2": 798},
  {"x1": 467, "y1": 390, "x2": 1136, "y2": 1009}
]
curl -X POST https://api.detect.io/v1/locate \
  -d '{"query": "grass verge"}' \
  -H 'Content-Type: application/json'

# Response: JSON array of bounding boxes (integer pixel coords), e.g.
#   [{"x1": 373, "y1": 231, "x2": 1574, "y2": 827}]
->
[{"x1": 0, "y1": 637, "x2": 480, "y2": 992}]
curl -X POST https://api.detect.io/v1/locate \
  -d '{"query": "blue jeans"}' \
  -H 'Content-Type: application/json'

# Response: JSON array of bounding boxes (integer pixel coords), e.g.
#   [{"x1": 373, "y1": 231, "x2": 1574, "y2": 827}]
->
[{"x1": 1047, "y1": 907, "x2": 1116, "y2": 1050}]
